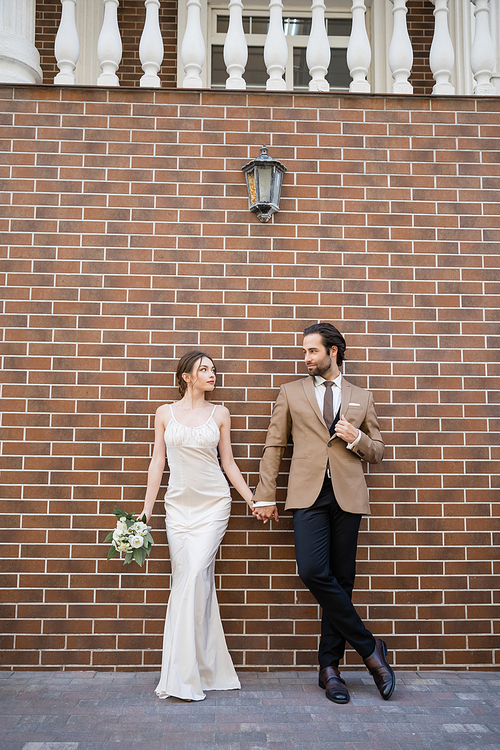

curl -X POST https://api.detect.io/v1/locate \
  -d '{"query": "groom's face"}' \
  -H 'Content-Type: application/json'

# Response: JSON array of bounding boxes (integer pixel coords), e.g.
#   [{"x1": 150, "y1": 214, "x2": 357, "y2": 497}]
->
[{"x1": 303, "y1": 333, "x2": 338, "y2": 379}]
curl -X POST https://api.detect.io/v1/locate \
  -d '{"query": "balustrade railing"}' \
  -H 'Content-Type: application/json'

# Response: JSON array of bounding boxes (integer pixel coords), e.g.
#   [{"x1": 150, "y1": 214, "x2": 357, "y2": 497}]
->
[
  {"x1": 470, "y1": 0, "x2": 496, "y2": 95},
  {"x1": 347, "y1": 0, "x2": 371, "y2": 93},
  {"x1": 54, "y1": 0, "x2": 79, "y2": 84},
  {"x1": 429, "y1": 0, "x2": 455, "y2": 94},
  {"x1": 389, "y1": 0, "x2": 413, "y2": 94},
  {"x1": 30, "y1": 0, "x2": 498, "y2": 95},
  {"x1": 224, "y1": 0, "x2": 248, "y2": 89},
  {"x1": 264, "y1": 0, "x2": 287, "y2": 90},
  {"x1": 140, "y1": 0, "x2": 164, "y2": 87},
  {"x1": 306, "y1": 0, "x2": 330, "y2": 92},
  {"x1": 180, "y1": 0, "x2": 204, "y2": 87},
  {"x1": 97, "y1": 0, "x2": 121, "y2": 86}
]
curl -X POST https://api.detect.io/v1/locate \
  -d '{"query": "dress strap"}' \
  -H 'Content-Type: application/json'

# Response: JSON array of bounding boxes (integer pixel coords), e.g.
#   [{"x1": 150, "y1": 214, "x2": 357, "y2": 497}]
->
[{"x1": 210, "y1": 405, "x2": 217, "y2": 419}]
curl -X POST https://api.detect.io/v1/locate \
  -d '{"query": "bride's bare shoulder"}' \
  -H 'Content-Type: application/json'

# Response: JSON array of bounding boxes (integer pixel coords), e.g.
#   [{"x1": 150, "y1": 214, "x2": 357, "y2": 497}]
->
[
  {"x1": 212, "y1": 404, "x2": 230, "y2": 425},
  {"x1": 156, "y1": 402, "x2": 174, "y2": 414},
  {"x1": 155, "y1": 402, "x2": 176, "y2": 424},
  {"x1": 213, "y1": 404, "x2": 229, "y2": 415}
]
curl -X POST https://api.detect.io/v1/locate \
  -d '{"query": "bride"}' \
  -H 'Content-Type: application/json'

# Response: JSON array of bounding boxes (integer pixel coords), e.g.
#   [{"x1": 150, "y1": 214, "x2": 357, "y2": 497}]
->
[{"x1": 138, "y1": 351, "x2": 254, "y2": 701}]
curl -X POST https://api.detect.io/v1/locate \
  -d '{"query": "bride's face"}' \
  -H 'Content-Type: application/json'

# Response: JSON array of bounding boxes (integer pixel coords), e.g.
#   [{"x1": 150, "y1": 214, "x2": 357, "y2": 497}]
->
[{"x1": 186, "y1": 357, "x2": 216, "y2": 393}]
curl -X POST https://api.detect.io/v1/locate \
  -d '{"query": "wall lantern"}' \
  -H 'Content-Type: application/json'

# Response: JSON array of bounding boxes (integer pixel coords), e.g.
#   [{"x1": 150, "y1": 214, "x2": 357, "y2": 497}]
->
[{"x1": 242, "y1": 146, "x2": 287, "y2": 223}]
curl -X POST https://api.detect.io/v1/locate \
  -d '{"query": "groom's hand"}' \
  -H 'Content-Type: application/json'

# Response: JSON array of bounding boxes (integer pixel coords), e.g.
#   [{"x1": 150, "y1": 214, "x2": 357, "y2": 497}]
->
[
  {"x1": 252, "y1": 504, "x2": 279, "y2": 523},
  {"x1": 335, "y1": 414, "x2": 359, "y2": 444}
]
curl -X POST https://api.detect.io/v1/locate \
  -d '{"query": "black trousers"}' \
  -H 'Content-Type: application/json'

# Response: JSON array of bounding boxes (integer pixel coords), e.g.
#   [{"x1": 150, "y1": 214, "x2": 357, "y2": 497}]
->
[{"x1": 292, "y1": 475, "x2": 376, "y2": 669}]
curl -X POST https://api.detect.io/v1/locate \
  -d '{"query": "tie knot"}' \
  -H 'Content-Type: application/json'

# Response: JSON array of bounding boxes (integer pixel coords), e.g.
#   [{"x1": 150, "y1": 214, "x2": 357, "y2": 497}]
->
[{"x1": 323, "y1": 381, "x2": 334, "y2": 388}]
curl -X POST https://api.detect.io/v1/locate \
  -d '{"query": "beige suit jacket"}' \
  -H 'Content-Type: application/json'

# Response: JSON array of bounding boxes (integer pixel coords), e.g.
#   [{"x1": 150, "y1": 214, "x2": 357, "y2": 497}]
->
[{"x1": 253, "y1": 376, "x2": 384, "y2": 515}]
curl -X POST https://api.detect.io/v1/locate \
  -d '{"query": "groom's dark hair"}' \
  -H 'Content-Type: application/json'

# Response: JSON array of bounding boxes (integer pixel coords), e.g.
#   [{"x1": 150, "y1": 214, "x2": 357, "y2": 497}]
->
[{"x1": 303, "y1": 322, "x2": 346, "y2": 366}]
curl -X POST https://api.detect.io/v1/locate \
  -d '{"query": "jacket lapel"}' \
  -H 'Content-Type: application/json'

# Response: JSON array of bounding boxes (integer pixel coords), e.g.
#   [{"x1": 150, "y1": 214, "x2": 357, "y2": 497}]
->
[
  {"x1": 303, "y1": 376, "x2": 328, "y2": 429},
  {"x1": 341, "y1": 378, "x2": 352, "y2": 419}
]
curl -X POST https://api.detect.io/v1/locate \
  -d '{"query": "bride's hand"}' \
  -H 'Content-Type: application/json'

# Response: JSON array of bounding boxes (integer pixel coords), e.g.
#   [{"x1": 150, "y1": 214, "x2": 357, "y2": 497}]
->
[{"x1": 252, "y1": 504, "x2": 279, "y2": 524}]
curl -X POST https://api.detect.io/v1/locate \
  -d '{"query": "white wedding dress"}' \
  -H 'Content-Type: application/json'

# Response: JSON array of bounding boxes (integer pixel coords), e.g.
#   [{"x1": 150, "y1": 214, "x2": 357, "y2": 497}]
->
[{"x1": 155, "y1": 405, "x2": 241, "y2": 701}]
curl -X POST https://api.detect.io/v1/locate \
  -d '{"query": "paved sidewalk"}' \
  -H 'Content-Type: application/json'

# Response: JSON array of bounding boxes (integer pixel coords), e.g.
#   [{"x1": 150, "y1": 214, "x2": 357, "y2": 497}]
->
[{"x1": 0, "y1": 670, "x2": 499, "y2": 750}]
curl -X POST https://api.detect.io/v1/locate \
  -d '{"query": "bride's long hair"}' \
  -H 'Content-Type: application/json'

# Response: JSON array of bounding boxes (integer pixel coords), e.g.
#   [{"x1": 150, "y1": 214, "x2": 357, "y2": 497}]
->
[{"x1": 175, "y1": 351, "x2": 216, "y2": 397}]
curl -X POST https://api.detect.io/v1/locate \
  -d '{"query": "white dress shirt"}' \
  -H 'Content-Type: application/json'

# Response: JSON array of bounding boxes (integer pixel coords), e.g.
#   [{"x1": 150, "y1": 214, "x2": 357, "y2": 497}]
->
[
  {"x1": 313, "y1": 373, "x2": 342, "y2": 415},
  {"x1": 314, "y1": 373, "x2": 361, "y2": 450}
]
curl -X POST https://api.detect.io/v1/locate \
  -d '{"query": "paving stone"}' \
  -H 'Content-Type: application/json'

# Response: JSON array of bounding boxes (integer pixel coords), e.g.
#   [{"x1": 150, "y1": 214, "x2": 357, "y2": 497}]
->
[{"x1": 0, "y1": 671, "x2": 499, "y2": 749}]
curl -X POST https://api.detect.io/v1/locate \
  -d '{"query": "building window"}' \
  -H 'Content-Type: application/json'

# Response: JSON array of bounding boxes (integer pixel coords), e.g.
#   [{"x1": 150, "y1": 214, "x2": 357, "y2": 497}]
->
[{"x1": 209, "y1": 11, "x2": 352, "y2": 90}]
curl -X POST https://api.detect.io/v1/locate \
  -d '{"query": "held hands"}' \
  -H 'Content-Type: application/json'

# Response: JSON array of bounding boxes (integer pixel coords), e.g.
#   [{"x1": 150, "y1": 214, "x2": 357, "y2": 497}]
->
[
  {"x1": 252, "y1": 504, "x2": 279, "y2": 524},
  {"x1": 335, "y1": 414, "x2": 359, "y2": 444}
]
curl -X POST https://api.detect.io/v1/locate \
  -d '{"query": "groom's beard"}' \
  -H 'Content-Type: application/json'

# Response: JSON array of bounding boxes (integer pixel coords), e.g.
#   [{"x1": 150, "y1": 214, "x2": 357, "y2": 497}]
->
[{"x1": 306, "y1": 355, "x2": 333, "y2": 378}]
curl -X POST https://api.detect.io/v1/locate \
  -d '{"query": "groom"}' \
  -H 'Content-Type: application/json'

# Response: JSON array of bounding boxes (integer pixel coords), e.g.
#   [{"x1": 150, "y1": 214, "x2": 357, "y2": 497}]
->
[{"x1": 253, "y1": 322, "x2": 395, "y2": 704}]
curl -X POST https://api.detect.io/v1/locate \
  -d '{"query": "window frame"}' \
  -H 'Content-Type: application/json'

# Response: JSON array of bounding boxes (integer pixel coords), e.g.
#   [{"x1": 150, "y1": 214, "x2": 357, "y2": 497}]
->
[{"x1": 207, "y1": 5, "x2": 353, "y2": 91}]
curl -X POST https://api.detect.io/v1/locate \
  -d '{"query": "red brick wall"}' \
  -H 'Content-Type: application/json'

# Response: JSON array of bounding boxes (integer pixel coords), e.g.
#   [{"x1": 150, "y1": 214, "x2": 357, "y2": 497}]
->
[
  {"x1": 35, "y1": 0, "x2": 177, "y2": 87},
  {"x1": 1, "y1": 84, "x2": 499, "y2": 672},
  {"x1": 35, "y1": 1, "x2": 60, "y2": 82},
  {"x1": 407, "y1": 0, "x2": 435, "y2": 96}
]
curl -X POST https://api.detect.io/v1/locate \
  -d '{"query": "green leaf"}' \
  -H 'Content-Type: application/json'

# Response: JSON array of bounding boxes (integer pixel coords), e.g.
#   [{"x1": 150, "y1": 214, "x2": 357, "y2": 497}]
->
[
  {"x1": 107, "y1": 546, "x2": 119, "y2": 561},
  {"x1": 113, "y1": 507, "x2": 132, "y2": 520},
  {"x1": 133, "y1": 547, "x2": 147, "y2": 566},
  {"x1": 104, "y1": 531, "x2": 115, "y2": 543},
  {"x1": 124, "y1": 551, "x2": 133, "y2": 564},
  {"x1": 141, "y1": 514, "x2": 147, "y2": 523},
  {"x1": 144, "y1": 532, "x2": 154, "y2": 545}
]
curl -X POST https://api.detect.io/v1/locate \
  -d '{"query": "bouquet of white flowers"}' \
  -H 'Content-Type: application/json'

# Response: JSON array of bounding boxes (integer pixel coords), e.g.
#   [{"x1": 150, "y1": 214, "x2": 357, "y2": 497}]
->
[{"x1": 105, "y1": 507, "x2": 154, "y2": 566}]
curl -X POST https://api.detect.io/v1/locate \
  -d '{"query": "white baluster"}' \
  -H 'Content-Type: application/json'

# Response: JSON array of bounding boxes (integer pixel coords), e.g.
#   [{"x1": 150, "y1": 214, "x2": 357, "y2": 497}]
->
[
  {"x1": 470, "y1": 0, "x2": 495, "y2": 95},
  {"x1": 389, "y1": 0, "x2": 413, "y2": 94},
  {"x1": 306, "y1": 0, "x2": 330, "y2": 92},
  {"x1": 97, "y1": 0, "x2": 122, "y2": 86},
  {"x1": 429, "y1": 0, "x2": 454, "y2": 94},
  {"x1": 264, "y1": 0, "x2": 287, "y2": 90},
  {"x1": 224, "y1": 0, "x2": 248, "y2": 89},
  {"x1": 54, "y1": 0, "x2": 80, "y2": 84},
  {"x1": 347, "y1": 0, "x2": 371, "y2": 93},
  {"x1": 139, "y1": 0, "x2": 164, "y2": 87},
  {"x1": 181, "y1": 0, "x2": 205, "y2": 87}
]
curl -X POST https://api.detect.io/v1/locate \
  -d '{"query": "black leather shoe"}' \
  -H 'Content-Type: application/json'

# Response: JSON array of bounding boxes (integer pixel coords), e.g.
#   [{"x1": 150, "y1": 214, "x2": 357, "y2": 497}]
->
[
  {"x1": 363, "y1": 638, "x2": 396, "y2": 700},
  {"x1": 319, "y1": 666, "x2": 350, "y2": 704}
]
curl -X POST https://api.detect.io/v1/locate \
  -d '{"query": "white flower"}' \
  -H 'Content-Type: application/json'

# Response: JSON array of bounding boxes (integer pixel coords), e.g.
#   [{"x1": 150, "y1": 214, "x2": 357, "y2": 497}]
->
[
  {"x1": 132, "y1": 521, "x2": 148, "y2": 536},
  {"x1": 116, "y1": 540, "x2": 132, "y2": 552},
  {"x1": 112, "y1": 529, "x2": 123, "y2": 543},
  {"x1": 130, "y1": 535, "x2": 144, "y2": 549},
  {"x1": 117, "y1": 519, "x2": 128, "y2": 533}
]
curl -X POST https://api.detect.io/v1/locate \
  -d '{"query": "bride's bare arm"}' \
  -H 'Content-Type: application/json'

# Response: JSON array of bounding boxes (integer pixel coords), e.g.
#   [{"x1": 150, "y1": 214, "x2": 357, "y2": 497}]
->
[
  {"x1": 137, "y1": 405, "x2": 168, "y2": 522},
  {"x1": 217, "y1": 406, "x2": 254, "y2": 508}
]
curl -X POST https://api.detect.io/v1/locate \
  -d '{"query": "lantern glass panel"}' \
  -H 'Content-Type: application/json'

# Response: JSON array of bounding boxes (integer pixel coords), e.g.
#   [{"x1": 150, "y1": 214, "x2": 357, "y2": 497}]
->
[
  {"x1": 247, "y1": 170, "x2": 257, "y2": 207},
  {"x1": 270, "y1": 172, "x2": 282, "y2": 206},
  {"x1": 257, "y1": 166, "x2": 272, "y2": 203}
]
